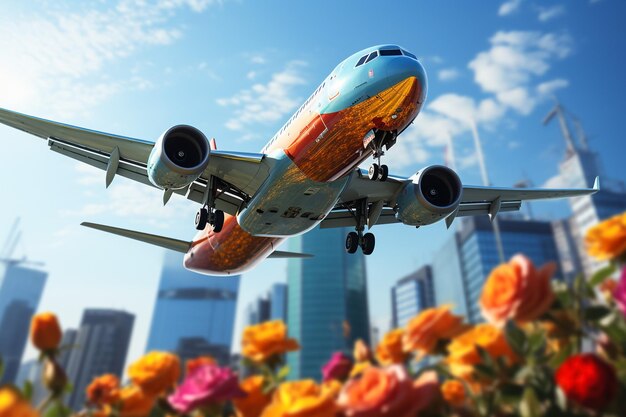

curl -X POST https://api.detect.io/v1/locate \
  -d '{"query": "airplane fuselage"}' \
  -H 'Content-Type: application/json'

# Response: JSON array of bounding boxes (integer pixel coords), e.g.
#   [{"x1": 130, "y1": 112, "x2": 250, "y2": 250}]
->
[{"x1": 184, "y1": 45, "x2": 427, "y2": 275}]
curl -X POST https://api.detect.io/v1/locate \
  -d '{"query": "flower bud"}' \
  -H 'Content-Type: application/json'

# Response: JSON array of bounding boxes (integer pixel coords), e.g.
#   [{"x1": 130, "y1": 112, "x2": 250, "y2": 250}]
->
[{"x1": 31, "y1": 312, "x2": 62, "y2": 353}]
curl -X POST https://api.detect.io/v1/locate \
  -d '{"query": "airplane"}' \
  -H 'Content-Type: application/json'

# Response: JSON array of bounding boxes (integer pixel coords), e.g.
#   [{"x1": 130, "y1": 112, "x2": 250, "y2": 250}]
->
[{"x1": 0, "y1": 44, "x2": 599, "y2": 276}]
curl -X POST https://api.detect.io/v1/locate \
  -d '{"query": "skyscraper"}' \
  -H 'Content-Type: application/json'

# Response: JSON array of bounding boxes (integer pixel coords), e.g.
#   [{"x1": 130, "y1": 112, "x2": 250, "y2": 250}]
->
[
  {"x1": 0, "y1": 263, "x2": 47, "y2": 383},
  {"x1": 287, "y1": 226, "x2": 370, "y2": 380},
  {"x1": 66, "y1": 309, "x2": 134, "y2": 410},
  {"x1": 145, "y1": 251, "x2": 240, "y2": 365},
  {"x1": 269, "y1": 283, "x2": 288, "y2": 322},
  {"x1": 433, "y1": 216, "x2": 562, "y2": 323},
  {"x1": 391, "y1": 265, "x2": 435, "y2": 328}
]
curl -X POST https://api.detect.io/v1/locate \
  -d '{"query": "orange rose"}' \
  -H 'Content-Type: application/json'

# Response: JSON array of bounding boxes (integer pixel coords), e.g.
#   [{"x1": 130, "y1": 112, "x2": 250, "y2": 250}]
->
[
  {"x1": 441, "y1": 380, "x2": 465, "y2": 407},
  {"x1": 233, "y1": 375, "x2": 272, "y2": 417},
  {"x1": 585, "y1": 211, "x2": 626, "y2": 260},
  {"x1": 118, "y1": 386, "x2": 155, "y2": 417},
  {"x1": 241, "y1": 320, "x2": 299, "y2": 363},
  {"x1": 30, "y1": 312, "x2": 62, "y2": 352},
  {"x1": 446, "y1": 324, "x2": 517, "y2": 382},
  {"x1": 186, "y1": 356, "x2": 216, "y2": 375},
  {"x1": 480, "y1": 254, "x2": 556, "y2": 326},
  {"x1": 338, "y1": 366, "x2": 439, "y2": 417},
  {"x1": 375, "y1": 329, "x2": 407, "y2": 365},
  {"x1": 0, "y1": 387, "x2": 38, "y2": 417},
  {"x1": 260, "y1": 380, "x2": 336, "y2": 417},
  {"x1": 402, "y1": 305, "x2": 467, "y2": 355},
  {"x1": 87, "y1": 374, "x2": 120, "y2": 406},
  {"x1": 128, "y1": 352, "x2": 180, "y2": 395},
  {"x1": 353, "y1": 339, "x2": 373, "y2": 363}
]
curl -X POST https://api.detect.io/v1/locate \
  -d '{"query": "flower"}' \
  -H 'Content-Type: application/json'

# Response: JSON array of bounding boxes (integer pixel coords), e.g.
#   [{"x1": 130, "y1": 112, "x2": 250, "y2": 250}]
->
[
  {"x1": 353, "y1": 339, "x2": 373, "y2": 363},
  {"x1": 446, "y1": 324, "x2": 517, "y2": 382},
  {"x1": 321, "y1": 352, "x2": 353, "y2": 382},
  {"x1": 614, "y1": 267, "x2": 626, "y2": 317},
  {"x1": 30, "y1": 312, "x2": 62, "y2": 352},
  {"x1": 86, "y1": 374, "x2": 120, "y2": 406},
  {"x1": 402, "y1": 305, "x2": 467, "y2": 355},
  {"x1": 241, "y1": 320, "x2": 299, "y2": 363},
  {"x1": 118, "y1": 386, "x2": 155, "y2": 417},
  {"x1": 261, "y1": 380, "x2": 336, "y2": 417},
  {"x1": 128, "y1": 352, "x2": 180, "y2": 396},
  {"x1": 375, "y1": 329, "x2": 407, "y2": 365},
  {"x1": 585, "y1": 211, "x2": 626, "y2": 260},
  {"x1": 233, "y1": 375, "x2": 272, "y2": 417},
  {"x1": 480, "y1": 254, "x2": 556, "y2": 326},
  {"x1": 186, "y1": 356, "x2": 216, "y2": 375},
  {"x1": 556, "y1": 353, "x2": 617, "y2": 411},
  {"x1": 0, "y1": 387, "x2": 38, "y2": 417},
  {"x1": 168, "y1": 364, "x2": 245, "y2": 414},
  {"x1": 441, "y1": 380, "x2": 466, "y2": 407},
  {"x1": 338, "y1": 366, "x2": 438, "y2": 417}
]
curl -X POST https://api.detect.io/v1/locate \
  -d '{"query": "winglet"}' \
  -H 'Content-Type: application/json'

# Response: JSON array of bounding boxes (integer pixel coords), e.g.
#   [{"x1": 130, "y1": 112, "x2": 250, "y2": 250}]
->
[{"x1": 593, "y1": 176, "x2": 600, "y2": 191}]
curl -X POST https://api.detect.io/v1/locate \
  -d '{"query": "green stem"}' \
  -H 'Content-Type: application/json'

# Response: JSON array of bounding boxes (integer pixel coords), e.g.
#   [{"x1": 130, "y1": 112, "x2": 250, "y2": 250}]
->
[{"x1": 36, "y1": 393, "x2": 55, "y2": 413}]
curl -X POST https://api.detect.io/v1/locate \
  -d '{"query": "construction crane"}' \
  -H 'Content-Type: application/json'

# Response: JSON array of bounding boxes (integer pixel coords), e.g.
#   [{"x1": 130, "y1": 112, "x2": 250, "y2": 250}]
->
[
  {"x1": 0, "y1": 218, "x2": 45, "y2": 268},
  {"x1": 543, "y1": 97, "x2": 589, "y2": 156}
]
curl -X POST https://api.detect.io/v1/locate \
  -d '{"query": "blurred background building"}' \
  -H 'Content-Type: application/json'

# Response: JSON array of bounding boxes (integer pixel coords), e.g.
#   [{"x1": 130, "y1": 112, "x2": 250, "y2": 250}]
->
[
  {"x1": 286, "y1": 226, "x2": 370, "y2": 380},
  {"x1": 246, "y1": 282, "x2": 287, "y2": 325},
  {"x1": 391, "y1": 265, "x2": 435, "y2": 328},
  {"x1": 145, "y1": 251, "x2": 240, "y2": 365},
  {"x1": 66, "y1": 309, "x2": 134, "y2": 410}
]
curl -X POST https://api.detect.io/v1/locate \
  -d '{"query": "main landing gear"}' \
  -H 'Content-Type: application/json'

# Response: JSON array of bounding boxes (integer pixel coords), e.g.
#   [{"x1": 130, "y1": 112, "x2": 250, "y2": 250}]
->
[
  {"x1": 344, "y1": 199, "x2": 376, "y2": 255},
  {"x1": 195, "y1": 175, "x2": 225, "y2": 232},
  {"x1": 367, "y1": 130, "x2": 396, "y2": 182}
]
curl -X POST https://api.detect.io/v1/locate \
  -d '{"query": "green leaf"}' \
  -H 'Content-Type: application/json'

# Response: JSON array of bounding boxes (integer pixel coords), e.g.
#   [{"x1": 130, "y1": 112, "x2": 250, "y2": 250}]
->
[
  {"x1": 548, "y1": 341, "x2": 574, "y2": 369},
  {"x1": 0, "y1": 357, "x2": 4, "y2": 380},
  {"x1": 475, "y1": 345, "x2": 496, "y2": 369},
  {"x1": 276, "y1": 365, "x2": 290, "y2": 381},
  {"x1": 584, "y1": 305, "x2": 612, "y2": 321},
  {"x1": 589, "y1": 264, "x2": 617, "y2": 287},
  {"x1": 43, "y1": 401, "x2": 71, "y2": 417},
  {"x1": 473, "y1": 363, "x2": 497, "y2": 378},
  {"x1": 520, "y1": 387, "x2": 542, "y2": 417},
  {"x1": 22, "y1": 380, "x2": 33, "y2": 401},
  {"x1": 527, "y1": 332, "x2": 546, "y2": 357},
  {"x1": 505, "y1": 320, "x2": 527, "y2": 356},
  {"x1": 499, "y1": 383, "x2": 524, "y2": 404}
]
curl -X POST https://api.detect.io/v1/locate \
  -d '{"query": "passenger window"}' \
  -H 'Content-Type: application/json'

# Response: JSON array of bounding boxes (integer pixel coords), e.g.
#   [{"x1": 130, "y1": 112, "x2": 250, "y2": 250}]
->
[
  {"x1": 355, "y1": 55, "x2": 368, "y2": 67},
  {"x1": 365, "y1": 51, "x2": 378, "y2": 63}
]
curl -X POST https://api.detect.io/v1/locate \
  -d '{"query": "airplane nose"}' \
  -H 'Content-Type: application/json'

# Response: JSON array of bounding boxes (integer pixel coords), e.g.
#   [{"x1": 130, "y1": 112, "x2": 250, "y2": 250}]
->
[{"x1": 385, "y1": 56, "x2": 428, "y2": 103}]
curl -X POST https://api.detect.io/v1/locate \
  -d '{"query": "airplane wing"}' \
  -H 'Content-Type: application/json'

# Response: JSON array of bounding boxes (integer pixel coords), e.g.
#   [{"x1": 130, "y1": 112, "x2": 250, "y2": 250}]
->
[
  {"x1": 321, "y1": 168, "x2": 599, "y2": 229},
  {"x1": 0, "y1": 108, "x2": 271, "y2": 215}
]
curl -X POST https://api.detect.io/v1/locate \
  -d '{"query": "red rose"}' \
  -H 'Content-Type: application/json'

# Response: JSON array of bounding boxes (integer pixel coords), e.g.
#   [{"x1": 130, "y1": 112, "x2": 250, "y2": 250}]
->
[{"x1": 555, "y1": 354, "x2": 617, "y2": 411}]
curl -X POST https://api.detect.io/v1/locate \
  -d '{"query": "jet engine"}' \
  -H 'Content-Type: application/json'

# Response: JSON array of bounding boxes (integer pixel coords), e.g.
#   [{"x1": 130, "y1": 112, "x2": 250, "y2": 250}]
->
[
  {"x1": 147, "y1": 125, "x2": 210, "y2": 190},
  {"x1": 395, "y1": 165, "x2": 462, "y2": 226}
]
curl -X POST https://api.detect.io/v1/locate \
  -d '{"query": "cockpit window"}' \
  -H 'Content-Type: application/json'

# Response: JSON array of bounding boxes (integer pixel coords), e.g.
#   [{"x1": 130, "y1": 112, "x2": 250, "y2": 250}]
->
[
  {"x1": 401, "y1": 50, "x2": 417, "y2": 60},
  {"x1": 365, "y1": 51, "x2": 378, "y2": 63},
  {"x1": 379, "y1": 49, "x2": 402, "y2": 56},
  {"x1": 355, "y1": 54, "x2": 368, "y2": 67}
]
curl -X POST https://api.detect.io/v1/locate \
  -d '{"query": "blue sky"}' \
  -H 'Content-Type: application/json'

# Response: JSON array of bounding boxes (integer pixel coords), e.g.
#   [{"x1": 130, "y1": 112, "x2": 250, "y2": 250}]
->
[{"x1": 1, "y1": 0, "x2": 625, "y2": 368}]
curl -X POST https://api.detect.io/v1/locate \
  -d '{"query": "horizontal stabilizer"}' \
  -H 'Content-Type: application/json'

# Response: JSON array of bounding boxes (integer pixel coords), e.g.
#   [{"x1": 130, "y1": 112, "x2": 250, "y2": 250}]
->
[
  {"x1": 267, "y1": 250, "x2": 313, "y2": 259},
  {"x1": 81, "y1": 222, "x2": 191, "y2": 253}
]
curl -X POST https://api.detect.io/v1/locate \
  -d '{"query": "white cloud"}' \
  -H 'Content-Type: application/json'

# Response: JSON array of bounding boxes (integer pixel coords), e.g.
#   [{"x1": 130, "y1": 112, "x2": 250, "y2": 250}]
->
[
  {"x1": 537, "y1": 5, "x2": 566, "y2": 22},
  {"x1": 217, "y1": 61, "x2": 307, "y2": 132},
  {"x1": 438, "y1": 68, "x2": 460, "y2": 81},
  {"x1": 537, "y1": 78, "x2": 569, "y2": 95},
  {"x1": 0, "y1": 0, "x2": 220, "y2": 116},
  {"x1": 498, "y1": 0, "x2": 523, "y2": 16}
]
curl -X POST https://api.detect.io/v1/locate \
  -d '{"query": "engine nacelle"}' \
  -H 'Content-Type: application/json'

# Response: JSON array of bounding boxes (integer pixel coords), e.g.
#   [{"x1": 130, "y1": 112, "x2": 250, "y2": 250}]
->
[
  {"x1": 147, "y1": 125, "x2": 210, "y2": 190},
  {"x1": 396, "y1": 165, "x2": 462, "y2": 226}
]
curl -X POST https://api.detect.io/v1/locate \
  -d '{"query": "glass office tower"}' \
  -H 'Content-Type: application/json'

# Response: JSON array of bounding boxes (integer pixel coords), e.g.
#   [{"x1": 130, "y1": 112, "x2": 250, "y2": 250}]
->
[
  {"x1": 145, "y1": 251, "x2": 240, "y2": 364},
  {"x1": 391, "y1": 265, "x2": 435, "y2": 328},
  {"x1": 287, "y1": 226, "x2": 370, "y2": 380}
]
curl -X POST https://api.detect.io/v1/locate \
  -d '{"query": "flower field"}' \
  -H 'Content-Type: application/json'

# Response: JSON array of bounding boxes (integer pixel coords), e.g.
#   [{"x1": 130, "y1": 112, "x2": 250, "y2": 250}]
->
[{"x1": 2, "y1": 212, "x2": 626, "y2": 417}]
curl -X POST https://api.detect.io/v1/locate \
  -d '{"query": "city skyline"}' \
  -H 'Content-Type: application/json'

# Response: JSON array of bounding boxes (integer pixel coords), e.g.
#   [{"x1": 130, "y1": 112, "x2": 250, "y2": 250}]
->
[{"x1": 0, "y1": 0, "x2": 625, "y2": 370}]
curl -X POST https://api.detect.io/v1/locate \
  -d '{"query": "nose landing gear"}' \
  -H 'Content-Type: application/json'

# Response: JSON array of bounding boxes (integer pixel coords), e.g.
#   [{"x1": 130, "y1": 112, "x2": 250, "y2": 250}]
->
[{"x1": 366, "y1": 130, "x2": 395, "y2": 182}]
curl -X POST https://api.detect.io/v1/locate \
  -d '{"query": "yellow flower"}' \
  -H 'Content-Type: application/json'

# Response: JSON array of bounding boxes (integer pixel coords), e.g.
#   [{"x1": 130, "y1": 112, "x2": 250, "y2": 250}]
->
[
  {"x1": 241, "y1": 320, "x2": 299, "y2": 363},
  {"x1": 585, "y1": 211, "x2": 626, "y2": 260},
  {"x1": 403, "y1": 305, "x2": 467, "y2": 355},
  {"x1": 375, "y1": 329, "x2": 408, "y2": 365},
  {"x1": 30, "y1": 312, "x2": 62, "y2": 352},
  {"x1": 0, "y1": 388, "x2": 38, "y2": 417},
  {"x1": 233, "y1": 375, "x2": 272, "y2": 417},
  {"x1": 260, "y1": 380, "x2": 336, "y2": 417},
  {"x1": 127, "y1": 352, "x2": 180, "y2": 395},
  {"x1": 441, "y1": 380, "x2": 465, "y2": 407},
  {"x1": 118, "y1": 386, "x2": 155, "y2": 417},
  {"x1": 446, "y1": 324, "x2": 517, "y2": 382}
]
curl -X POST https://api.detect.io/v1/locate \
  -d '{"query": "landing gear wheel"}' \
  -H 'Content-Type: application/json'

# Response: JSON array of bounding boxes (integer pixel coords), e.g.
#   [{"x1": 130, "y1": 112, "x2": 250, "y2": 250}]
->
[
  {"x1": 368, "y1": 163, "x2": 380, "y2": 181},
  {"x1": 345, "y1": 232, "x2": 359, "y2": 254},
  {"x1": 379, "y1": 164, "x2": 389, "y2": 182},
  {"x1": 361, "y1": 233, "x2": 375, "y2": 255},
  {"x1": 195, "y1": 208, "x2": 208, "y2": 230},
  {"x1": 212, "y1": 209, "x2": 225, "y2": 233}
]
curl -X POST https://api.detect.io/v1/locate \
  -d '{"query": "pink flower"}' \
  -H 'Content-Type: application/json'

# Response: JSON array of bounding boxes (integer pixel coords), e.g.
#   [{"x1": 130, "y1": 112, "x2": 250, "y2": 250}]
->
[
  {"x1": 167, "y1": 364, "x2": 246, "y2": 414},
  {"x1": 614, "y1": 267, "x2": 626, "y2": 316},
  {"x1": 322, "y1": 352, "x2": 353, "y2": 382}
]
